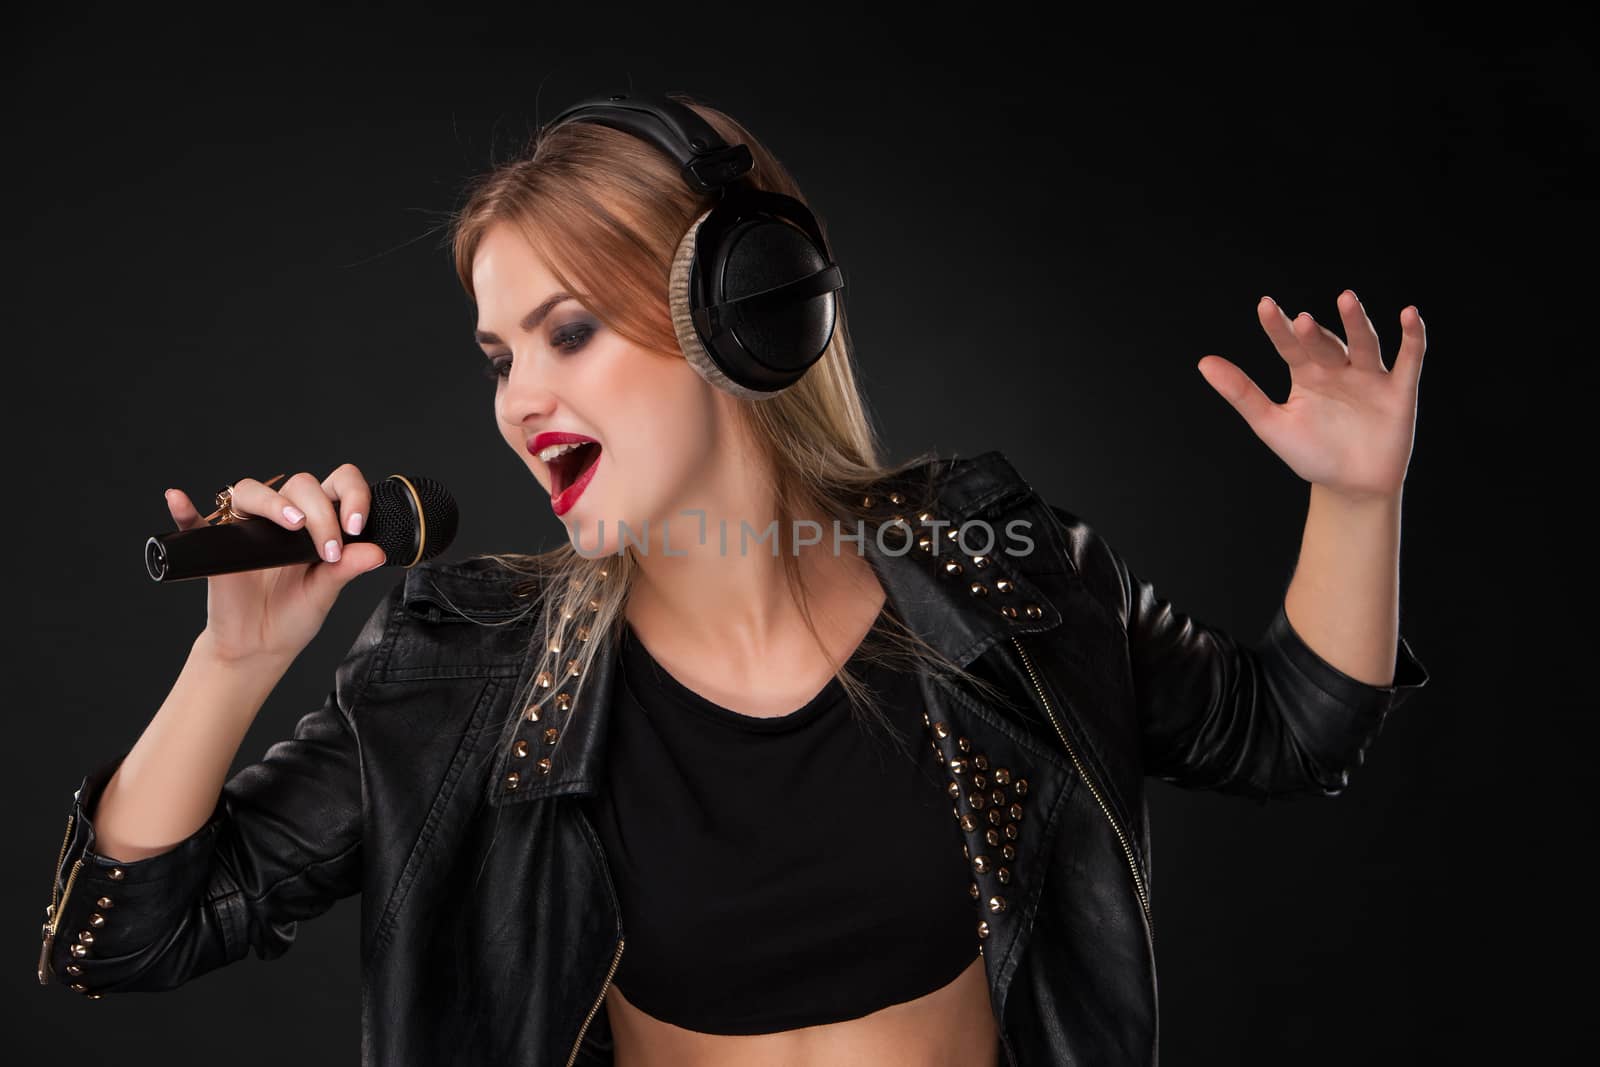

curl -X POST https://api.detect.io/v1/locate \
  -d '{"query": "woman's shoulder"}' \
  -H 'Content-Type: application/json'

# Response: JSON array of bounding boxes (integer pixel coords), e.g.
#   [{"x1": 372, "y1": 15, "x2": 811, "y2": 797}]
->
[{"x1": 396, "y1": 553, "x2": 547, "y2": 625}]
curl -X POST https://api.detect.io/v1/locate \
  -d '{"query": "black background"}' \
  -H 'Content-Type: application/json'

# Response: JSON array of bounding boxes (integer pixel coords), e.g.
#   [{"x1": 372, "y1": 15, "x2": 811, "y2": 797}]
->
[{"x1": 7, "y1": 3, "x2": 1588, "y2": 1064}]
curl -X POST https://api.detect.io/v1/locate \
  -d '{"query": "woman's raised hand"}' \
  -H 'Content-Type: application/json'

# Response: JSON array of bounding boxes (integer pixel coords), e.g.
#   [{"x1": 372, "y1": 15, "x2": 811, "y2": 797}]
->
[
  {"x1": 1194, "y1": 292, "x2": 1426, "y2": 503},
  {"x1": 165, "y1": 463, "x2": 387, "y2": 663}
]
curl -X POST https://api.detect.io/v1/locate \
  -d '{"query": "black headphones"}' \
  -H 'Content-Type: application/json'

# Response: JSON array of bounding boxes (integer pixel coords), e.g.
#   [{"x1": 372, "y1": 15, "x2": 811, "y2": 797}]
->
[{"x1": 540, "y1": 90, "x2": 844, "y2": 398}]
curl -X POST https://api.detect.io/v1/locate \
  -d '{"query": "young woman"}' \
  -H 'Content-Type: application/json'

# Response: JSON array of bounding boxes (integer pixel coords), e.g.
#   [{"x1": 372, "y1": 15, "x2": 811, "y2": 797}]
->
[{"x1": 37, "y1": 91, "x2": 1430, "y2": 1067}]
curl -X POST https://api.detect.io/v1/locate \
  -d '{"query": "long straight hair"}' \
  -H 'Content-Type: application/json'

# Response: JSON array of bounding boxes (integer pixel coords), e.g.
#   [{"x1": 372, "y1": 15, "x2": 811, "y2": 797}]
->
[{"x1": 446, "y1": 92, "x2": 1005, "y2": 775}]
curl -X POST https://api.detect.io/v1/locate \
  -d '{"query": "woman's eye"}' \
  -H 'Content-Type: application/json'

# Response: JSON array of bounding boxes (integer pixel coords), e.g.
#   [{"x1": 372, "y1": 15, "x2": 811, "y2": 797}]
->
[
  {"x1": 480, "y1": 324, "x2": 594, "y2": 383},
  {"x1": 552, "y1": 323, "x2": 594, "y2": 352}
]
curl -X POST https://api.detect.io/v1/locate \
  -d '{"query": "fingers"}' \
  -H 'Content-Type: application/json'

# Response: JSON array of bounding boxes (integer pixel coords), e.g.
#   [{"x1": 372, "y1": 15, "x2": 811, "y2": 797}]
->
[
  {"x1": 278, "y1": 472, "x2": 346, "y2": 563},
  {"x1": 165, "y1": 488, "x2": 207, "y2": 531},
  {"x1": 207, "y1": 469, "x2": 365, "y2": 565},
  {"x1": 320, "y1": 462, "x2": 371, "y2": 538},
  {"x1": 1392, "y1": 304, "x2": 1426, "y2": 390}
]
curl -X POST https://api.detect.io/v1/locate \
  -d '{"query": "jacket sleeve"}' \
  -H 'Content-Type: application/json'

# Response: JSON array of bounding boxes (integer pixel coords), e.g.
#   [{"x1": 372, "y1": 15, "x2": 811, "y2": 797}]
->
[
  {"x1": 36, "y1": 580, "x2": 403, "y2": 997},
  {"x1": 1048, "y1": 504, "x2": 1430, "y2": 800}
]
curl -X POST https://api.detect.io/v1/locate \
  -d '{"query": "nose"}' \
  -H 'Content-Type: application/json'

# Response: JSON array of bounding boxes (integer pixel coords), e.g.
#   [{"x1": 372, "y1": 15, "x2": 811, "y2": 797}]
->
[{"x1": 497, "y1": 347, "x2": 560, "y2": 427}]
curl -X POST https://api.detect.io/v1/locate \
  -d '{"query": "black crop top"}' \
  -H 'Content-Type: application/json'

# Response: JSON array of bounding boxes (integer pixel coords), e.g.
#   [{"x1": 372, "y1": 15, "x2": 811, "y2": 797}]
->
[{"x1": 582, "y1": 614, "x2": 980, "y2": 1035}]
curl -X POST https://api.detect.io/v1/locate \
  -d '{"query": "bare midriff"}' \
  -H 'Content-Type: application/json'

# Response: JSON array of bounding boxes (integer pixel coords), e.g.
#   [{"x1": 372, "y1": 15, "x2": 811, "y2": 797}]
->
[{"x1": 605, "y1": 952, "x2": 999, "y2": 1067}]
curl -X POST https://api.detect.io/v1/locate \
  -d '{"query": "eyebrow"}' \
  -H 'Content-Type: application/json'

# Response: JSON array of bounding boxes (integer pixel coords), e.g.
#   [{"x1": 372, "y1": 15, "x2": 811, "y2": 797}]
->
[{"x1": 474, "y1": 291, "x2": 573, "y2": 345}]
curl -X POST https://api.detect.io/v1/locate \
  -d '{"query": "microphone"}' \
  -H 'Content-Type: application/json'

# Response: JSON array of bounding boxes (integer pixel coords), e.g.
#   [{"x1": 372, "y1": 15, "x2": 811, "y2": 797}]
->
[{"x1": 145, "y1": 474, "x2": 459, "y2": 582}]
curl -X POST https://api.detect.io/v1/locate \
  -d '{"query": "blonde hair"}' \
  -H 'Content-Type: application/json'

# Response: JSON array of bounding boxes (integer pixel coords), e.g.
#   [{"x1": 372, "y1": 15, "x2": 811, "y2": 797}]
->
[{"x1": 446, "y1": 91, "x2": 1005, "y2": 769}]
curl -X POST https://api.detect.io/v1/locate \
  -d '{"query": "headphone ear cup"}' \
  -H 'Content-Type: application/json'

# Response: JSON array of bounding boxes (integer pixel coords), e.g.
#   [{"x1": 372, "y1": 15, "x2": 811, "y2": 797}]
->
[{"x1": 669, "y1": 208, "x2": 772, "y2": 400}]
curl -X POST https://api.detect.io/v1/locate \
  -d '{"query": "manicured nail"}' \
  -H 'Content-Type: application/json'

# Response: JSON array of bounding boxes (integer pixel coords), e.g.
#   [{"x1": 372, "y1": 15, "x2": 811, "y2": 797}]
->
[
  {"x1": 347, "y1": 512, "x2": 364, "y2": 535},
  {"x1": 284, "y1": 505, "x2": 305, "y2": 524},
  {"x1": 324, "y1": 539, "x2": 341, "y2": 562}
]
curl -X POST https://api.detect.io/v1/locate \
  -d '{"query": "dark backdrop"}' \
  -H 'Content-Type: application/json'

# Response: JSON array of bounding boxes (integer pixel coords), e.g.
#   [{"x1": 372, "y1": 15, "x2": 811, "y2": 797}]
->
[{"x1": 7, "y1": 4, "x2": 1586, "y2": 1065}]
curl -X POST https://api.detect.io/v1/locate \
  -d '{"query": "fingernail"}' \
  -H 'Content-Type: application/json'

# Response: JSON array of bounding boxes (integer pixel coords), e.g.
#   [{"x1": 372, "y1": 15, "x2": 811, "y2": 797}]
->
[
  {"x1": 347, "y1": 512, "x2": 364, "y2": 535},
  {"x1": 284, "y1": 506, "x2": 305, "y2": 524},
  {"x1": 324, "y1": 539, "x2": 341, "y2": 562}
]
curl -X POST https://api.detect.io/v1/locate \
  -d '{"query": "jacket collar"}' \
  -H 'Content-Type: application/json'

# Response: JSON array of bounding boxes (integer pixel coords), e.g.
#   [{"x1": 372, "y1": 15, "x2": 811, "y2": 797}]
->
[{"x1": 403, "y1": 450, "x2": 1070, "y2": 807}]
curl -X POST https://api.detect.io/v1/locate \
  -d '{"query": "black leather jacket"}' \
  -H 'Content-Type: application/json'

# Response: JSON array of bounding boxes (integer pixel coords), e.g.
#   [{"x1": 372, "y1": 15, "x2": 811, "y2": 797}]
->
[{"x1": 36, "y1": 450, "x2": 1428, "y2": 1066}]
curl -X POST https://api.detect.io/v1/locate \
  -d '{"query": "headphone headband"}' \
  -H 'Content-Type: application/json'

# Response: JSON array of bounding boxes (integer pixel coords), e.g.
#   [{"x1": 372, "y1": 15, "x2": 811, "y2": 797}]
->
[{"x1": 543, "y1": 91, "x2": 755, "y2": 192}]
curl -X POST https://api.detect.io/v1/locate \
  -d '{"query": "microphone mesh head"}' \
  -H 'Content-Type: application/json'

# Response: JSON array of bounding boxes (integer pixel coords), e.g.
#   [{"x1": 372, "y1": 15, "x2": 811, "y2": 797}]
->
[{"x1": 371, "y1": 475, "x2": 459, "y2": 565}]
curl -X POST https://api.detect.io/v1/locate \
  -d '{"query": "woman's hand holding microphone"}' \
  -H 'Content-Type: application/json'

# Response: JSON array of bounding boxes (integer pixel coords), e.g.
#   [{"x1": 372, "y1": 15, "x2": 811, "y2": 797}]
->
[{"x1": 164, "y1": 463, "x2": 387, "y2": 664}]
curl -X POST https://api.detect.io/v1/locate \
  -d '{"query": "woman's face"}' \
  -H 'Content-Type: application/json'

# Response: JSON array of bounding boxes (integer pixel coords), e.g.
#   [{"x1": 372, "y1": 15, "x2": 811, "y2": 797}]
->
[{"x1": 472, "y1": 220, "x2": 730, "y2": 556}]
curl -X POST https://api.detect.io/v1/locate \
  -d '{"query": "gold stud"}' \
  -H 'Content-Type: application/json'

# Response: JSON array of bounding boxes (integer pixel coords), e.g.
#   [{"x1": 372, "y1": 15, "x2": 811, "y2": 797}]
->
[
  {"x1": 951, "y1": 803, "x2": 960, "y2": 819},
  {"x1": 71, "y1": 982, "x2": 87, "y2": 993},
  {"x1": 985, "y1": 828, "x2": 1001, "y2": 846},
  {"x1": 977, "y1": 920, "x2": 990, "y2": 939},
  {"x1": 922, "y1": 711, "x2": 931, "y2": 726},
  {"x1": 588, "y1": 598, "x2": 601, "y2": 612},
  {"x1": 95, "y1": 897, "x2": 113, "y2": 909},
  {"x1": 917, "y1": 534, "x2": 933, "y2": 553},
  {"x1": 958, "y1": 736, "x2": 971, "y2": 753},
  {"x1": 1005, "y1": 824, "x2": 1020, "y2": 842},
  {"x1": 972, "y1": 554, "x2": 990, "y2": 568},
  {"x1": 942, "y1": 559, "x2": 963, "y2": 578},
  {"x1": 988, "y1": 895, "x2": 1007, "y2": 913},
  {"x1": 1001, "y1": 605, "x2": 1018, "y2": 619},
  {"x1": 933, "y1": 721, "x2": 950, "y2": 739},
  {"x1": 107, "y1": 868, "x2": 124, "y2": 881},
  {"x1": 65, "y1": 963, "x2": 82, "y2": 977},
  {"x1": 889, "y1": 492, "x2": 905, "y2": 506},
  {"x1": 947, "y1": 781, "x2": 961, "y2": 799},
  {"x1": 973, "y1": 855, "x2": 990, "y2": 874},
  {"x1": 577, "y1": 625, "x2": 591, "y2": 642},
  {"x1": 76, "y1": 930, "x2": 94, "y2": 944},
  {"x1": 544, "y1": 727, "x2": 559, "y2": 745},
  {"x1": 918, "y1": 511, "x2": 936, "y2": 524},
  {"x1": 1015, "y1": 778, "x2": 1029, "y2": 797},
  {"x1": 548, "y1": 638, "x2": 562, "y2": 654},
  {"x1": 948, "y1": 758, "x2": 969, "y2": 775},
  {"x1": 962, "y1": 843, "x2": 970, "y2": 860},
  {"x1": 88, "y1": 913, "x2": 105, "y2": 929},
  {"x1": 969, "y1": 582, "x2": 988, "y2": 597},
  {"x1": 537, "y1": 757, "x2": 552, "y2": 774},
  {"x1": 71, "y1": 944, "x2": 88, "y2": 958},
  {"x1": 996, "y1": 578, "x2": 1015, "y2": 594},
  {"x1": 959, "y1": 813, "x2": 978, "y2": 832},
  {"x1": 994, "y1": 768, "x2": 1011, "y2": 785},
  {"x1": 1024, "y1": 603, "x2": 1043, "y2": 619},
  {"x1": 970, "y1": 881, "x2": 980, "y2": 899},
  {"x1": 556, "y1": 692, "x2": 572, "y2": 711},
  {"x1": 524, "y1": 704, "x2": 542, "y2": 722},
  {"x1": 997, "y1": 867, "x2": 1012, "y2": 885},
  {"x1": 988, "y1": 808, "x2": 1004, "y2": 826},
  {"x1": 974, "y1": 754, "x2": 989, "y2": 770},
  {"x1": 861, "y1": 494, "x2": 874, "y2": 508},
  {"x1": 567, "y1": 658, "x2": 582, "y2": 678},
  {"x1": 1002, "y1": 844, "x2": 1017, "y2": 861},
  {"x1": 969, "y1": 792, "x2": 987, "y2": 810},
  {"x1": 945, "y1": 528, "x2": 960, "y2": 543},
  {"x1": 1010, "y1": 804, "x2": 1024, "y2": 822},
  {"x1": 504, "y1": 771, "x2": 521, "y2": 791},
  {"x1": 513, "y1": 739, "x2": 529, "y2": 758},
  {"x1": 87, "y1": 993, "x2": 103, "y2": 1000},
  {"x1": 535, "y1": 671, "x2": 553, "y2": 689},
  {"x1": 973, "y1": 773, "x2": 987, "y2": 789},
  {"x1": 991, "y1": 789, "x2": 1006, "y2": 806}
]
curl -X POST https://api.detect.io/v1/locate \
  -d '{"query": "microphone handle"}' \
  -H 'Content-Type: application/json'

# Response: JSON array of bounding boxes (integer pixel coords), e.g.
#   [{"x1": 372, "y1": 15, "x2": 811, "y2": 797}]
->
[{"x1": 146, "y1": 518, "x2": 378, "y2": 582}]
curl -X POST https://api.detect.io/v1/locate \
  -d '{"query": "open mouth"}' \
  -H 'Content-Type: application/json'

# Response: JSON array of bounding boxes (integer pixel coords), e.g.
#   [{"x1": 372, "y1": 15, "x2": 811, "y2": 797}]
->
[{"x1": 548, "y1": 441, "x2": 602, "y2": 497}]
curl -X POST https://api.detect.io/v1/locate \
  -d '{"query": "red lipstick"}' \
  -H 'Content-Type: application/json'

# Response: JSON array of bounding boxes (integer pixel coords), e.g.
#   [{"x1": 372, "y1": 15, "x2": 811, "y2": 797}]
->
[{"x1": 529, "y1": 432, "x2": 602, "y2": 517}]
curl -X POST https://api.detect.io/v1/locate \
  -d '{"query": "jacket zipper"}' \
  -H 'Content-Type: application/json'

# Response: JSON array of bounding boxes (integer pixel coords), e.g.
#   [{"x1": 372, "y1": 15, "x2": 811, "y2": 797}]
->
[
  {"x1": 37, "y1": 812, "x2": 84, "y2": 985},
  {"x1": 565, "y1": 936, "x2": 624, "y2": 1067},
  {"x1": 1010, "y1": 635, "x2": 1152, "y2": 925}
]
